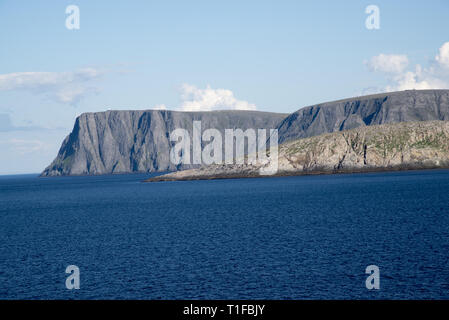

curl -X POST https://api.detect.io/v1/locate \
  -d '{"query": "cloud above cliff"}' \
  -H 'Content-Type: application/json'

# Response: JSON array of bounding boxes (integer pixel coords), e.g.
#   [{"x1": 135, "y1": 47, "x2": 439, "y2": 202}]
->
[
  {"x1": 365, "y1": 54, "x2": 409, "y2": 74},
  {"x1": 0, "y1": 113, "x2": 55, "y2": 132},
  {"x1": 0, "y1": 68, "x2": 103, "y2": 105},
  {"x1": 178, "y1": 84, "x2": 256, "y2": 111},
  {"x1": 366, "y1": 42, "x2": 449, "y2": 91},
  {"x1": 436, "y1": 42, "x2": 449, "y2": 68},
  {"x1": 0, "y1": 138, "x2": 48, "y2": 155},
  {"x1": 386, "y1": 65, "x2": 448, "y2": 91}
]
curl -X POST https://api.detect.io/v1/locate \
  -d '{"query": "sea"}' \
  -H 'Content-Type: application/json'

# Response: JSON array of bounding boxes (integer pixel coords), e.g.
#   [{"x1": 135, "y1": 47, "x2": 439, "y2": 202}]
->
[{"x1": 1, "y1": 170, "x2": 449, "y2": 299}]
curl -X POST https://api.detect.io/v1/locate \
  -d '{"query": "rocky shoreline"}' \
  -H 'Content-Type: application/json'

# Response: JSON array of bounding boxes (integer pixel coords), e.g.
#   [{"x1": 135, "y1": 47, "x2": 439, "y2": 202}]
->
[
  {"x1": 145, "y1": 164, "x2": 449, "y2": 182},
  {"x1": 145, "y1": 120, "x2": 449, "y2": 182}
]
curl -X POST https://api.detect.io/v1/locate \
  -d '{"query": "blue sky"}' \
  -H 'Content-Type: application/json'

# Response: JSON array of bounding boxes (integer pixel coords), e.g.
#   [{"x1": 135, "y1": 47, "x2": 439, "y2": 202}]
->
[{"x1": 1, "y1": 0, "x2": 449, "y2": 174}]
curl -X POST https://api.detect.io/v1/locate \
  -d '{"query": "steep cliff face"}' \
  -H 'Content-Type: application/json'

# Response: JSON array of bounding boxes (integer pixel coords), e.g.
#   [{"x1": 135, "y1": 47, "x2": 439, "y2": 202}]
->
[
  {"x1": 43, "y1": 90, "x2": 449, "y2": 177},
  {"x1": 277, "y1": 89, "x2": 449, "y2": 143},
  {"x1": 147, "y1": 120, "x2": 449, "y2": 181},
  {"x1": 41, "y1": 110, "x2": 286, "y2": 176}
]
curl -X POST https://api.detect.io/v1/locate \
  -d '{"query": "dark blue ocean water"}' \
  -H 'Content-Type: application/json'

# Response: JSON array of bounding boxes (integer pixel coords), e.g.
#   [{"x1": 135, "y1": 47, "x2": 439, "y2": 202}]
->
[{"x1": 1, "y1": 170, "x2": 449, "y2": 299}]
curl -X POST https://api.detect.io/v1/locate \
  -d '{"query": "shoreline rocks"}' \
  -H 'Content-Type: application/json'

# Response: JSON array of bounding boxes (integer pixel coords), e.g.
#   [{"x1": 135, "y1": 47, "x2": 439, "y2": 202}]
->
[{"x1": 145, "y1": 120, "x2": 449, "y2": 182}]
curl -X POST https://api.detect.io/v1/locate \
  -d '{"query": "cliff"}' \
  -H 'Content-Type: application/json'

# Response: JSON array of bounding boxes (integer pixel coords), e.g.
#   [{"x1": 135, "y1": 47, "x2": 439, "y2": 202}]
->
[
  {"x1": 42, "y1": 89, "x2": 449, "y2": 177},
  {"x1": 277, "y1": 89, "x2": 449, "y2": 143},
  {"x1": 41, "y1": 110, "x2": 286, "y2": 176},
  {"x1": 147, "y1": 120, "x2": 449, "y2": 181}
]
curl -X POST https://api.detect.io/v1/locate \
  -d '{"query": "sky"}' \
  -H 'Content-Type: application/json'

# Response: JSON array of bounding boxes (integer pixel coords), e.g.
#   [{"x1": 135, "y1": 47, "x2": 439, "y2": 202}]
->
[{"x1": 1, "y1": 0, "x2": 449, "y2": 174}]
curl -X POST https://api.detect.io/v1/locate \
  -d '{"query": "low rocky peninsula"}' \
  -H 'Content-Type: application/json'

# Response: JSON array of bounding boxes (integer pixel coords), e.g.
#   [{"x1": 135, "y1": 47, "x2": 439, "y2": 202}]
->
[{"x1": 146, "y1": 120, "x2": 449, "y2": 182}]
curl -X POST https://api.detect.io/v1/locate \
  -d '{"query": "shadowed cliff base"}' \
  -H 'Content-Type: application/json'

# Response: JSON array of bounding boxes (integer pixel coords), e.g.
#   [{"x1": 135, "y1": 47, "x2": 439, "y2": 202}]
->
[{"x1": 145, "y1": 165, "x2": 449, "y2": 182}]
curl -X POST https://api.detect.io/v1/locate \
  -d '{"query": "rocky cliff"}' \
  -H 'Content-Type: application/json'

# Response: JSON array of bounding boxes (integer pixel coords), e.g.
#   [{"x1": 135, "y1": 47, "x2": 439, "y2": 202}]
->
[
  {"x1": 147, "y1": 120, "x2": 449, "y2": 181},
  {"x1": 41, "y1": 110, "x2": 286, "y2": 176},
  {"x1": 42, "y1": 89, "x2": 449, "y2": 177},
  {"x1": 277, "y1": 89, "x2": 449, "y2": 143}
]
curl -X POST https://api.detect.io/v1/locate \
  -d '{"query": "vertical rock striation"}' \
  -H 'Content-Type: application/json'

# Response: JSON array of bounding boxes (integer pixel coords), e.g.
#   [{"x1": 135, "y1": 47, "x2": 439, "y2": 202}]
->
[
  {"x1": 41, "y1": 110, "x2": 286, "y2": 176},
  {"x1": 42, "y1": 90, "x2": 449, "y2": 177},
  {"x1": 277, "y1": 89, "x2": 449, "y2": 143}
]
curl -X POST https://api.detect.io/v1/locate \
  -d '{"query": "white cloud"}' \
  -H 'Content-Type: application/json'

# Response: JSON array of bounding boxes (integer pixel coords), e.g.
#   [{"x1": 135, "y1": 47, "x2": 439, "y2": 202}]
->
[
  {"x1": 0, "y1": 138, "x2": 48, "y2": 155},
  {"x1": 55, "y1": 85, "x2": 99, "y2": 105},
  {"x1": 0, "y1": 68, "x2": 103, "y2": 104},
  {"x1": 0, "y1": 130, "x2": 67, "y2": 174},
  {"x1": 386, "y1": 65, "x2": 448, "y2": 91},
  {"x1": 365, "y1": 54, "x2": 409, "y2": 74},
  {"x1": 178, "y1": 84, "x2": 256, "y2": 111},
  {"x1": 366, "y1": 42, "x2": 449, "y2": 92},
  {"x1": 152, "y1": 104, "x2": 167, "y2": 110},
  {"x1": 0, "y1": 113, "x2": 54, "y2": 132},
  {"x1": 435, "y1": 42, "x2": 449, "y2": 68}
]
